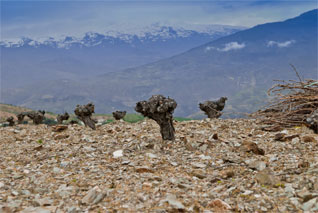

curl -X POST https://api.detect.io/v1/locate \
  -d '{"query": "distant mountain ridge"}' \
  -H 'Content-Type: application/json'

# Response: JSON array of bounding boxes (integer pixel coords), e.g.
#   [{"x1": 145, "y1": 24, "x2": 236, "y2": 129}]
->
[
  {"x1": 0, "y1": 24, "x2": 245, "y2": 48},
  {"x1": 1, "y1": 10, "x2": 317, "y2": 116},
  {"x1": 1, "y1": 24, "x2": 244, "y2": 89}
]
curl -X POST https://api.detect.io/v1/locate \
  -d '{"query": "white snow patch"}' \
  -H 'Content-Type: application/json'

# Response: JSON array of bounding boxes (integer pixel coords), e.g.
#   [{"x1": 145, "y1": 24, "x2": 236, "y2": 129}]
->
[{"x1": 1, "y1": 24, "x2": 245, "y2": 49}]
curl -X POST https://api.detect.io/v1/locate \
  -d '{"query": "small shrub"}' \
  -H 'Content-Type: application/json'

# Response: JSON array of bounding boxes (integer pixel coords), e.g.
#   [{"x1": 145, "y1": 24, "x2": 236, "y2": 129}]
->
[
  {"x1": 123, "y1": 114, "x2": 144, "y2": 123},
  {"x1": 102, "y1": 119, "x2": 114, "y2": 125},
  {"x1": 1, "y1": 123, "x2": 9, "y2": 127},
  {"x1": 174, "y1": 117, "x2": 193, "y2": 122},
  {"x1": 43, "y1": 118, "x2": 57, "y2": 125}
]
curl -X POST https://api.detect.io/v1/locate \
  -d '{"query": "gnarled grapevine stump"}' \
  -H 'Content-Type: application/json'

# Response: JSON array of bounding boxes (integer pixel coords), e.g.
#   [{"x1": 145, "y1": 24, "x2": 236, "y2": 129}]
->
[
  {"x1": 112, "y1": 111, "x2": 126, "y2": 120},
  {"x1": 27, "y1": 110, "x2": 45, "y2": 125},
  {"x1": 17, "y1": 113, "x2": 26, "y2": 124},
  {"x1": 199, "y1": 97, "x2": 227, "y2": 119},
  {"x1": 69, "y1": 120, "x2": 79, "y2": 125},
  {"x1": 6, "y1": 116, "x2": 15, "y2": 126},
  {"x1": 135, "y1": 95, "x2": 177, "y2": 140},
  {"x1": 74, "y1": 103, "x2": 96, "y2": 130},
  {"x1": 306, "y1": 109, "x2": 318, "y2": 133},
  {"x1": 57, "y1": 112, "x2": 70, "y2": 124}
]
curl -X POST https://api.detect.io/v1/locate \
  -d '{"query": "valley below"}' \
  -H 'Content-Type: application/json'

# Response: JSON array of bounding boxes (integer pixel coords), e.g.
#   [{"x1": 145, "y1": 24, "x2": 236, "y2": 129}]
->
[
  {"x1": 1, "y1": 3, "x2": 318, "y2": 213},
  {"x1": 1, "y1": 10, "x2": 317, "y2": 117}
]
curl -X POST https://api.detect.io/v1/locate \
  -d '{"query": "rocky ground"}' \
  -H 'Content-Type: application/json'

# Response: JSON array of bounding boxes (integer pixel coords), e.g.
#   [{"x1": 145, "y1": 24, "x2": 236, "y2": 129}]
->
[{"x1": 0, "y1": 118, "x2": 317, "y2": 212}]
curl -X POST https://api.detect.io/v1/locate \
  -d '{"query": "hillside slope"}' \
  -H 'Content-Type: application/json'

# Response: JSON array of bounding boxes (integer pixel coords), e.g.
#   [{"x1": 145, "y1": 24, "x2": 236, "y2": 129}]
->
[
  {"x1": 0, "y1": 119, "x2": 317, "y2": 211},
  {"x1": 93, "y1": 9, "x2": 317, "y2": 115},
  {"x1": 2, "y1": 10, "x2": 317, "y2": 116},
  {"x1": 1, "y1": 25, "x2": 244, "y2": 89},
  {"x1": 0, "y1": 103, "x2": 57, "y2": 122}
]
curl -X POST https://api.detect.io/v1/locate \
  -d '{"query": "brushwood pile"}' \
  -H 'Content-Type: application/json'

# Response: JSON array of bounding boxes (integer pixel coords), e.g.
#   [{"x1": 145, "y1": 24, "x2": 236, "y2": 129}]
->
[{"x1": 251, "y1": 78, "x2": 318, "y2": 132}]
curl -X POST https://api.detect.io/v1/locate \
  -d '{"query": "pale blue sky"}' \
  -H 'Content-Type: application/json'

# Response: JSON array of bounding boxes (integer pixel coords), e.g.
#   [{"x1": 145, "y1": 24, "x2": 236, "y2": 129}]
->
[{"x1": 1, "y1": 1, "x2": 317, "y2": 40}]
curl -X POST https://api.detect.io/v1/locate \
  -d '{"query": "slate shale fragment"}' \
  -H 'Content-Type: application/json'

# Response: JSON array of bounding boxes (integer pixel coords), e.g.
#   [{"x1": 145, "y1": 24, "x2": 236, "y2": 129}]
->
[
  {"x1": 112, "y1": 111, "x2": 126, "y2": 120},
  {"x1": 27, "y1": 110, "x2": 45, "y2": 125},
  {"x1": 240, "y1": 141, "x2": 265, "y2": 155},
  {"x1": 74, "y1": 102, "x2": 97, "y2": 130},
  {"x1": 57, "y1": 112, "x2": 70, "y2": 124},
  {"x1": 6, "y1": 116, "x2": 15, "y2": 126},
  {"x1": 135, "y1": 95, "x2": 177, "y2": 140},
  {"x1": 199, "y1": 97, "x2": 227, "y2": 119},
  {"x1": 52, "y1": 125, "x2": 68, "y2": 132}
]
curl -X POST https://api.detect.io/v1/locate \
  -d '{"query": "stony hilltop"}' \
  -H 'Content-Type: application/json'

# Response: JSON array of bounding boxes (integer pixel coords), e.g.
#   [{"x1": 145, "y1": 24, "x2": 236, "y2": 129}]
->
[{"x1": 0, "y1": 118, "x2": 317, "y2": 212}]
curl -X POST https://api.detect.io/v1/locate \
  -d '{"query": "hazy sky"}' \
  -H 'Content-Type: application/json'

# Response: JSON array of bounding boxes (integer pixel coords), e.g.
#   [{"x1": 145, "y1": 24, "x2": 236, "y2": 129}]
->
[{"x1": 1, "y1": 0, "x2": 317, "y2": 40}]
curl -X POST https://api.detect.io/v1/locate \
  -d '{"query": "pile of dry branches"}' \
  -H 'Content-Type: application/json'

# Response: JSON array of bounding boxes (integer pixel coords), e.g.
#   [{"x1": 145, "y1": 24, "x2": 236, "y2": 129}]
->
[{"x1": 251, "y1": 78, "x2": 318, "y2": 129}]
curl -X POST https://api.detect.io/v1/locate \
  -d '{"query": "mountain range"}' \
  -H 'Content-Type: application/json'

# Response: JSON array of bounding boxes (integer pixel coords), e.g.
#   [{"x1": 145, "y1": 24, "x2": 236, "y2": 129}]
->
[
  {"x1": 0, "y1": 24, "x2": 244, "y2": 89},
  {"x1": 1, "y1": 10, "x2": 317, "y2": 117}
]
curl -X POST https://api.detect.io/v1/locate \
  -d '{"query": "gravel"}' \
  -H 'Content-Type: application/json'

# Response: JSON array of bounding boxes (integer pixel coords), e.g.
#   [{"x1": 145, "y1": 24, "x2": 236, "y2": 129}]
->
[{"x1": 0, "y1": 118, "x2": 317, "y2": 212}]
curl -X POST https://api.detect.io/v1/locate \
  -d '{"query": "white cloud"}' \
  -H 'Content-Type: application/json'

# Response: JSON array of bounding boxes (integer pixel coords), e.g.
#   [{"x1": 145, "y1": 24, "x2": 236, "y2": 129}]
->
[
  {"x1": 205, "y1": 46, "x2": 215, "y2": 51},
  {"x1": 217, "y1": 42, "x2": 246, "y2": 52},
  {"x1": 267, "y1": 40, "x2": 295, "y2": 48}
]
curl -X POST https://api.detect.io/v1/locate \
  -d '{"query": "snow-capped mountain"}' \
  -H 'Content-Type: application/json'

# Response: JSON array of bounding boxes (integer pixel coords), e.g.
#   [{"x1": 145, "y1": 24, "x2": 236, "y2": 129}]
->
[
  {"x1": 1, "y1": 24, "x2": 244, "y2": 89},
  {"x1": 0, "y1": 24, "x2": 245, "y2": 48},
  {"x1": 2, "y1": 10, "x2": 316, "y2": 116}
]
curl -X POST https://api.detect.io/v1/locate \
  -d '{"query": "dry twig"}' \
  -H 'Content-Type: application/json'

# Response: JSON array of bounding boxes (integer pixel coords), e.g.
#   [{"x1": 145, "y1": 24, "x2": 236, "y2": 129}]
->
[{"x1": 251, "y1": 78, "x2": 318, "y2": 128}]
